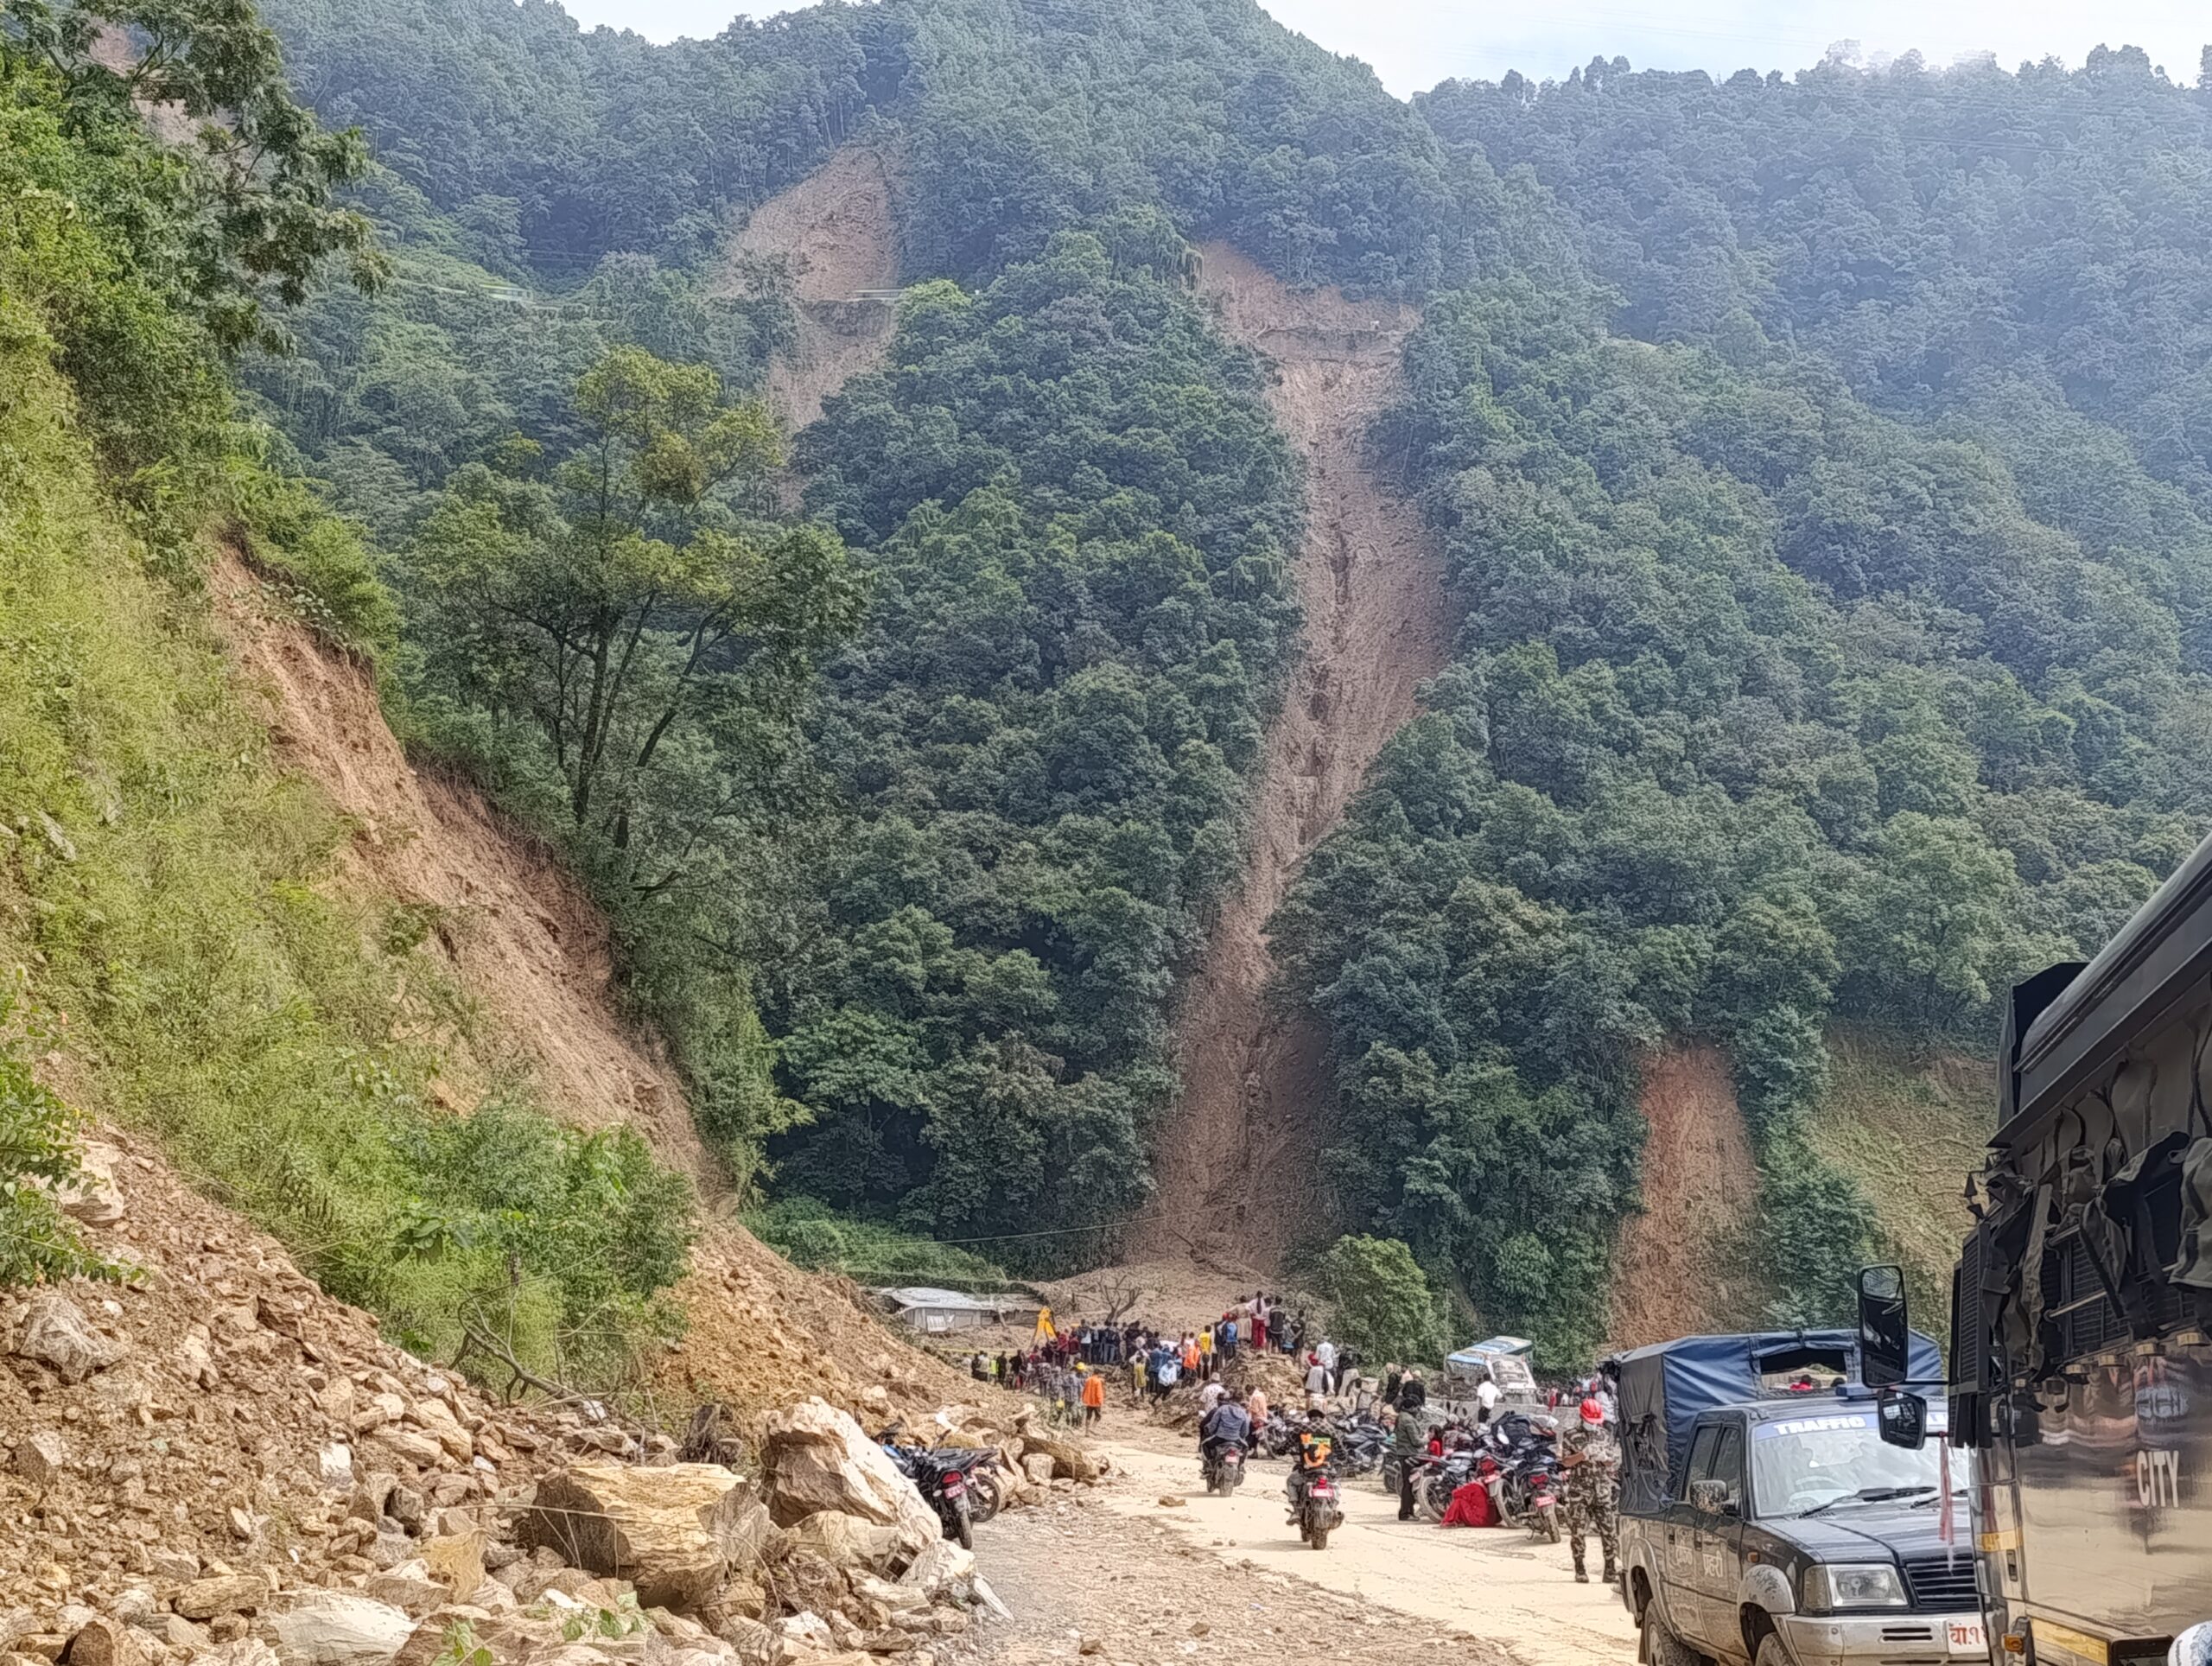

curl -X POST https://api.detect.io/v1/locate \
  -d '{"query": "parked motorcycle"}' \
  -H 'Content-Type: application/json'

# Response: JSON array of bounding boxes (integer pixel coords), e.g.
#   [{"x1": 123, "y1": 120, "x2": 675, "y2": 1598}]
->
[
  {"x1": 1523, "y1": 1460, "x2": 1562, "y2": 1543},
  {"x1": 1256, "y1": 1412, "x2": 1301, "y2": 1459},
  {"x1": 1418, "y1": 1446, "x2": 1478, "y2": 1521},
  {"x1": 1472, "y1": 1412, "x2": 1560, "y2": 1532},
  {"x1": 1326, "y1": 1417, "x2": 1388, "y2": 1479},
  {"x1": 876, "y1": 1426, "x2": 997, "y2": 1550}
]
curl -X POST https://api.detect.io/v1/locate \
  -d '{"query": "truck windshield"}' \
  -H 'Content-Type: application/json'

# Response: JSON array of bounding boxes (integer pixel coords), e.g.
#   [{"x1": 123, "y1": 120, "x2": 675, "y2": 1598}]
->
[{"x1": 1749, "y1": 1411, "x2": 1947, "y2": 1517}]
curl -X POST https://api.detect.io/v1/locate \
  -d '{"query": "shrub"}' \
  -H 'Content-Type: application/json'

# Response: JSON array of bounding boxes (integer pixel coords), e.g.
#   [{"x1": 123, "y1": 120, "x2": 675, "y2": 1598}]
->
[{"x1": 0, "y1": 981, "x2": 123, "y2": 1289}]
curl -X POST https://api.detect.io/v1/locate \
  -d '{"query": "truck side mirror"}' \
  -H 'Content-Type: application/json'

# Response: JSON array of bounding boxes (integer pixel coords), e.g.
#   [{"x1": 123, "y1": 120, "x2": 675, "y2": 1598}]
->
[
  {"x1": 1877, "y1": 1389, "x2": 1927, "y2": 1450},
  {"x1": 1859, "y1": 1263, "x2": 1910, "y2": 1389},
  {"x1": 1688, "y1": 1478, "x2": 1738, "y2": 1516}
]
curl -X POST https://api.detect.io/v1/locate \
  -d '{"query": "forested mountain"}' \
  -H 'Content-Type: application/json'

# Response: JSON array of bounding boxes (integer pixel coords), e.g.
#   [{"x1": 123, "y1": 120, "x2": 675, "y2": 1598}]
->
[
  {"x1": 1423, "y1": 49, "x2": 2212, "y2": 507},
  {"x1": 225, "y1": 0, "x2": 2212, "y2": 1354},
  {"x1": 259, "y1": 0, "x2": 1535, "y2": 293}
]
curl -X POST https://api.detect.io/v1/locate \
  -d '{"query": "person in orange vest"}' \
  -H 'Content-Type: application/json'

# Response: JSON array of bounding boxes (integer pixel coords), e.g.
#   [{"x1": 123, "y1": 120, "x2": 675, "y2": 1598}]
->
[
  {"x1": 1180, "y1": 1333, "x2": 1201, "y2": 1378},
  {"x1": 1080, "y1": 1365, "x2": 1106, "y2": 1427}
]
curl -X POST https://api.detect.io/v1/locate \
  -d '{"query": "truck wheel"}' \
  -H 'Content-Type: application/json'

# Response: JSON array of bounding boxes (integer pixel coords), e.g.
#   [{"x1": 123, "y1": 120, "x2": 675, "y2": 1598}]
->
[
  {"x1": 1643, "y1": 1603, "x2": 1700, "y2": 1666},
  {"x1": 1755, "y1": 1632, "x2": 1793, "y2": 1666}
]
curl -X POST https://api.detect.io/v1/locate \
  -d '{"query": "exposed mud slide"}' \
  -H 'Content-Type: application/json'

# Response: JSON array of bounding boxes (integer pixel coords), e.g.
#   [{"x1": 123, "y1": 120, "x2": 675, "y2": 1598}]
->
[
  {"x1": 212, "y1": 552, "x2": 708, "y2": 1175},
  {"x1": 1147, "y1": 245, "x2": 1454, "y2": 1264},
  {"x1": 721, "y1": 145, "x2": 900, "y2": 435},
  {"x1": 213, "y1": 553, "x2": 983, "y2": 1421},
  {"x1": 1609, "y1": 1046, "x2": 1763, "y2": 1346}
]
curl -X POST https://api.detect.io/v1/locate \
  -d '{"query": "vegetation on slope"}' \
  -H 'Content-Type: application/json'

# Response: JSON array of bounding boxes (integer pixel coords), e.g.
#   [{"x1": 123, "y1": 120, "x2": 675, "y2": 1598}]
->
[
  {"x1": 239, "y1": 0, "x2": 2212, "y2": 1345},
  {"x1": 753, "y1": 229, "x2": 1305, "y2": 1250},
  {"x1": 259, "y1": 0, "x2": 1535, "y2": 296},
  {"x1": 0, "y1": 8, "x2": 691, "y2": 1383},
  {"x1": 1803, "y1": 1033, "x2": 1992, "y2": 1328},
  {"x1": 1280, "y1": 277, "x2": 2212, "y2": 1358},
  {"x1": 1423, "y1": 48, "x2": 2212, "y2": 510}
]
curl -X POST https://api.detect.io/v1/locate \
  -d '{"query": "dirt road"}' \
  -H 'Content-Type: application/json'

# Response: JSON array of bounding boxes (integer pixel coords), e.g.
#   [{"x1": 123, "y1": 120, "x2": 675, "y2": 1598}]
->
[{"x1": 957, "y1": 1422, "x2": 1635, "y2": 1666}]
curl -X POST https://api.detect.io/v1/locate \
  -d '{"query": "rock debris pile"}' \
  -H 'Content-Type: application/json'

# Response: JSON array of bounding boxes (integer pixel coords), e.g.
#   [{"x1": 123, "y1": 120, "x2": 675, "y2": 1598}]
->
[{"x1": 0, "y1": 1134, "x2": 1104, "y2": 1666}]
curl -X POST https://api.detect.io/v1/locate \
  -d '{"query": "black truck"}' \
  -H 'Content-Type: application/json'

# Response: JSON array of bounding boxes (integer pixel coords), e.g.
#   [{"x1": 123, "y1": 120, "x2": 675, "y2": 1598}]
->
[
  {"x1": 1616, "y1": 1328, "x2": 1986, "y2": 1666},
  {"x1": 1899, "y1": 828, "x2": 2212, "y2": 1666}
]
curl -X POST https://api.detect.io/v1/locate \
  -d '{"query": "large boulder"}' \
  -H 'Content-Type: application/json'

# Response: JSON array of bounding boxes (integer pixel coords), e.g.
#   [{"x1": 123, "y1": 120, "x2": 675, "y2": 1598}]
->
[
  {"x1": 757, "y1": 1400, "x2": 938, "y2": 1559},
  {"x1": 518, "y1": 1462, "x2": 755, "y2": 1612},
  {"x1": 173, "y1": 1577, "x2": 269, "y2": 1620},
  {"x1": 778, "y1": 1512, "x2": 901, "y2": 1578},
  {"x1": 66, "y1": 1616, "x2": 145, "y2": 1666},
  {"x1": 897, "y1": 1542, "x2": 974, "y2": 1601},
  {"x1": 265, "y1": 1594, "x2": 415, "y2": 1666},
  {"x1": 13, "y1": 1294, "x2": 123, "y2": 1384},
  {"x1": 55, "y1": 1142, "x2": 125, "y2": 1227},
  {"x1": 1014, "y1": 1431, "x2": 1102, "y2": 1484}
]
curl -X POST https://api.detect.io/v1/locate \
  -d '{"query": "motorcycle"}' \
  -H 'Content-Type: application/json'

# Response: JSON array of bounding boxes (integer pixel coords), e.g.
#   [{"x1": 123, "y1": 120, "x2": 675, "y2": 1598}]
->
[
  {"x1": 1256, "y1": 1412, "x2": 1301, "y2": 1459},
  {"x1": 1295, "y1": 1470, "x2": 1343, "y2": 1550},
  {"x1": 1326, "y1": 1418, "x2": 1388, "y2": 1479},
  {"x1": 876, "y1": 1426, "x2": 996, "y2": 1550},
  {"x1": 1523, "y1": 1459, "x2": 1563, "y2": 1543},
  {"x1": 1418, "y1": 1446, "x2": 1478, "y2": 1521},
  {"x1": 1201, "y1": 1440, "x2": 1247, "y2": 1496},
  {"x1": 1473, "y1": 1440, "x2": 1559, "y2": 1531}
]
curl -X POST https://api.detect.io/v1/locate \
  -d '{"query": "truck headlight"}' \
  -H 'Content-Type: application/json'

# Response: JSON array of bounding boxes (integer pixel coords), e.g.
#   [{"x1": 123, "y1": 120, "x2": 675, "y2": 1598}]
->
[{"x1": 1802, "y1": 1564, "x2": 1908, "y2": 1612}]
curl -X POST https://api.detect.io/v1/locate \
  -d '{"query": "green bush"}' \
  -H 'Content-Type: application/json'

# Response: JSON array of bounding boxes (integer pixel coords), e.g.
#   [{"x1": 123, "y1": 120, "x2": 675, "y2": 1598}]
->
[
  {"x1": 746, "y1": 1197, "x2": 1014, "y2": 1291},
  {"x1": 0, "y1": 980, "x2": 124, "y2": 1289},
  {"x1": 1758, "y1": 1130, "x2": 1877, "y2": 1328}
]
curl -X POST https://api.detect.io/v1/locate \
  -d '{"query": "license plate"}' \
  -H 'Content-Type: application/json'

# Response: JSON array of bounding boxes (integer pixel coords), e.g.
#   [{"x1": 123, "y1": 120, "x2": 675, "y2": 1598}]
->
[{"x1": 1947, "y1": 1620, "x2": 1986, "y2": 1655}]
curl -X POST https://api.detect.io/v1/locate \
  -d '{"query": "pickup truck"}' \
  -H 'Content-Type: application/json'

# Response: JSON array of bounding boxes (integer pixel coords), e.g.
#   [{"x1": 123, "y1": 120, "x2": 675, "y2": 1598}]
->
[{"x1": 1616, "y1": 1332, "x2": 1983, "y2": 1666}]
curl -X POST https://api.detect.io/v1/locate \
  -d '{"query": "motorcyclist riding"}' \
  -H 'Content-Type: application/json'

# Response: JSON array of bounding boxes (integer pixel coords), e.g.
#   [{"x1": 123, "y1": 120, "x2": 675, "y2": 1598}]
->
[
  {"x1": 1284, "y1": 1425, "x2": 1333, "y2": 1523},
  {"x1": 1199, "y1": 1396, "x2": 1252, "y2": 1476}
]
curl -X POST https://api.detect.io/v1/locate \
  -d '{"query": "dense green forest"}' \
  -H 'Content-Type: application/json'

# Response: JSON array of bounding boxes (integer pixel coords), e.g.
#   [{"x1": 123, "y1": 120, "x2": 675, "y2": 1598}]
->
[
  {"x1": 70, "y1": 0, "x2": 2212, "y2": 1352},
  {"x1": 258, "y1": 0, "x2": 1532, "y2": 294}
]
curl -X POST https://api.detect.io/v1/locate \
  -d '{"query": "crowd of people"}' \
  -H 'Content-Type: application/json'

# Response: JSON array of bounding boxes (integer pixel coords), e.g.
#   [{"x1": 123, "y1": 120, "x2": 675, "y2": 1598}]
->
[
  {"x1": 953, "y1": 1291, "x2": 1623, "y2": 1591},
  {"x1": 963, "y1": 1291, "x2": 1348, "y2": 1422}
]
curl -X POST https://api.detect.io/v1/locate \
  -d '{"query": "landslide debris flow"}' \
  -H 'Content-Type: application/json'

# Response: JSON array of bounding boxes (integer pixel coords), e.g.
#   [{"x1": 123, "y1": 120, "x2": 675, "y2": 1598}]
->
[{"x1": 1148, "y1": 245, "x2": 1454, "y2": 1262}]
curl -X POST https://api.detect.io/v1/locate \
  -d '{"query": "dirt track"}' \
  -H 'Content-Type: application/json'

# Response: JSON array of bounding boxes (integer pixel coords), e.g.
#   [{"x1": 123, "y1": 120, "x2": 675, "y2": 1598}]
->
[
  {"x1": 722, "y1": 145, "x2": 900, "y2": 433},
  {"x1": 1608, "y1": 1046, "x2": 1762, "y2": 1345},
  {"x1": 957, "y1": 1421, "x2": 1632, "y2": 1666},
  {"x1": 1148, "y1": 245, "x2": 1453, "y2": 1262}
]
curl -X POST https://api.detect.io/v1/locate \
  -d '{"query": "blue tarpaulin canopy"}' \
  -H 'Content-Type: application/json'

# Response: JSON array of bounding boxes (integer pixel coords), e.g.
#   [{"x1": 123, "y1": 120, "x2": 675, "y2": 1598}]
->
[{"x1": 1613, "y1": 1329, "x2": 1943, "y2": 1511}]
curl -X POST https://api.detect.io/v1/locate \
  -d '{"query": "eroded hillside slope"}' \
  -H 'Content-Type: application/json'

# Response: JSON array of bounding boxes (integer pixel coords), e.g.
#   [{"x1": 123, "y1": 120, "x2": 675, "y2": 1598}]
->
[
  {"x1": 213, "y1": 558, "x2": 976, "y2": 1424},
  {"x1": 215, "y1": 555, "x2": 706, "y2": 1177},
  {"x1": 1606, "y1": 1047, "x2": 1762, "y2": 1347},
  {"x1": 722, "y1": 146, "x2": 900, "y2": 434},
  {"x1": 1148, "y1": 245, "x2": 1454, "y2": 1262}
]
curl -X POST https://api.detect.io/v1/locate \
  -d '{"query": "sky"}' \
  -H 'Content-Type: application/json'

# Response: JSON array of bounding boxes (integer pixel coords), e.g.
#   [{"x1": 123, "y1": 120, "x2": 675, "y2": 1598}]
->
[{"x1": 554, "y1": 0, "x2": 2209, "y2": 96}]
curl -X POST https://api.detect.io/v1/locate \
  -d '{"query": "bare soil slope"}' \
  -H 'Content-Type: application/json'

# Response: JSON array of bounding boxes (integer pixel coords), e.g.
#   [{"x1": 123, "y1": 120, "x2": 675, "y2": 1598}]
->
[
  {"x1": 1147, "y1": 245, "x2": 1453, "y2": 1263},
  {"x1": 722, "y1": 146, "x2": 899, "y2": 434},
  {"x1": 1608, "y1": 1047, "x2": 1763, "y2": 1347},
  {"x1": 213, "y1": 556, "x2": 979, "y2": 1430},
  {"x1": 213, "y1": 556, "x2": 705, "y2": 1177}
]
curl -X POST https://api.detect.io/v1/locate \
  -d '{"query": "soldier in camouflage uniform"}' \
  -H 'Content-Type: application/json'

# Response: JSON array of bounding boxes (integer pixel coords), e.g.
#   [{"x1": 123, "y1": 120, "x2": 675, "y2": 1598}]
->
[{"x1": 1560, "y1": 1396, "x2": 1620, "y2": 1584}]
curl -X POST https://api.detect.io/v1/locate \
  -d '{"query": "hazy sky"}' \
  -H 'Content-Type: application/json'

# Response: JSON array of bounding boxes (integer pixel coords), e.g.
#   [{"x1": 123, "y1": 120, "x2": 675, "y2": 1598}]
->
[{"x1": 555, "y1": 0, "x2": 2209, "y2": 96}]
